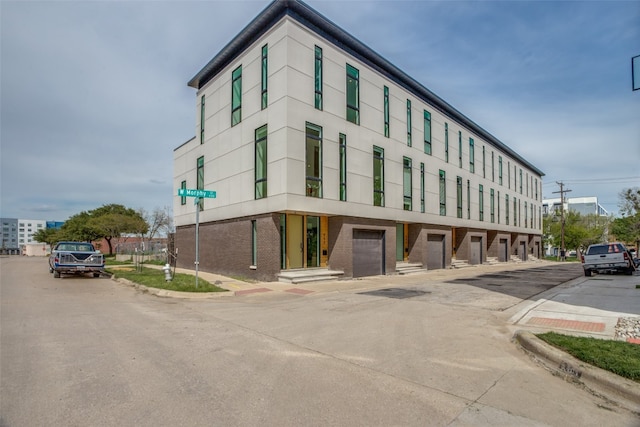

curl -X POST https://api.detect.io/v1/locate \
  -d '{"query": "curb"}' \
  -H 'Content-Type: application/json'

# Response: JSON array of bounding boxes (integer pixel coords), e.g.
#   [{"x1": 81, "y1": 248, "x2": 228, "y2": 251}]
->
[
  {"x1": 111, "y1": 276, "x2": 234, "y2": 299},
  {"x1": 514, "y1": 330, "x2": 640, "y2": 412}
]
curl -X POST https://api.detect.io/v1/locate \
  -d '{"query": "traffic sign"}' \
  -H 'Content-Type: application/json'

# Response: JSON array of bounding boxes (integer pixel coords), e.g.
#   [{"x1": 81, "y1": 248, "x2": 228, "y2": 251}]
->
[{"x1": 178, "y1": 188, "x2": 217, "y2": 198}]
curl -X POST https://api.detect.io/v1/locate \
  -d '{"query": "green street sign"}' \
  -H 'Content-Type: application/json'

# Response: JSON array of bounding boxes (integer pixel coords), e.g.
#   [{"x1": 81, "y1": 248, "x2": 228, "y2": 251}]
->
[{"x1": 178, "y1": 188, "x2": 217, "y2": 198}]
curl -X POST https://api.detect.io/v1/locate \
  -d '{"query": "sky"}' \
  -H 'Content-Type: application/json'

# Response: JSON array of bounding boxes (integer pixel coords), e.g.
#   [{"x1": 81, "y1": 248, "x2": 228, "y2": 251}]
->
[{"x1": 1, "y1": 0, "x2": 639, "y2": 222}]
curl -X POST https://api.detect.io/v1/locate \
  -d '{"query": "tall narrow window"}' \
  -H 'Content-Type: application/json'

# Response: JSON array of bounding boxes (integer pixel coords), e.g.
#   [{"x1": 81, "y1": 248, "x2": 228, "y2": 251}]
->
[
  {"x1": 439, "y1": 170, "x2": 446, "y2": 216},
  {"x1": 403, "y1": 157, "x2": 412, "y2": 211},
  {"x1": 467, "y1": 180, "x2": 471, "y2": 219},
  {"x1": 491, "y1": 152, "x2": 495, "y2": 182},
  {"x1": 305, "y1": 123, "x2": 322, "y2": 198},
  {"x1": 482, "y1": 146, "x2": 486, "y2": 178},
  {"x1": 200, "y1": 95, "x2": 205, "y2": 144},
  {"x1": 526, "y1": 172, "x2": 529, "y2": 196},
  {"x1": 373, "y1": 146, "x2": 384, "y2": 206},
  {"x1": 255, "y1": 125, "x2": 267, "y2": 199},
  {"x1": 180, "y1": 180, "x2": 187, "y2": 205},
  {"x1": 524, "y1": 201, "x2": 528, "y2": 228},
  {"x1": 251, "y1": 220, "x2": 257, "y2": 266},
  {"x1": 420, "y1": 162, "x2": 425, "y2": 213},
  {"x1": 505, "y1": 194, "x2": 510, "y2": 225},
  {"x1": 514, "y1": 197, "x2": 518, "y2": 227},
  {"x1": 469, "y1": 138, "x2": 475, "y2": 173},
  {"x1": 456, "y1": 176, "x2": 463, "y2": 218},
  {"x1": 444, "y1": 123, "x2": 449, "y2": 163},
  {"x1": 490, "y1": 188, "x2": 495, "y2": 223},
  {"x1": 531, "y1": 203, "x2": 534, "y2": 228},
  {"x1": 261, "y1": 44, "x2": 268, "y2": 109},
  {"x1": 508, "y1": 161, "x2": 511, "y2": 189},
  {"x1": 346, "y1": 64, "x2": 359, "y2": 124},
  {"x1": 423, "y1": 110, "x2": 432, "y2": 155},
  {"x1": 339, "y1": 133, "x2": 347, "y2": 201},
  {"x1": 197, "y1": 156, "x2": 204, "y2": 211},
  {"x1": 499, "y1": 156, "x2": 503, "y2": 185},
  {"x1": 458, "y1": 131, "x2": 462, "y2": 167},
  {"x1": 314, "y1": 46, "x2": 323, "y2": 110},
  {"x1": 535, "y1": 178, "x2": 538, "y2": 200},
  {"x1": 231, "y1": 65, "x2": 242, "y2": 126},
  {"x1": 519, "y1": 168, "x2": 523, "y2": 194},
  {"x1": 383, "y1": 86, "x2": 389, "y2": 137},
  {"x1": 406, "y1": 100, "x2": 412, "y2": 146},
  {"x1": 479, "y1": 184, "x2": 484, "y2": 221},
  {"x1": 497, "y1": 190, "x2": 501, "y2": 223}
]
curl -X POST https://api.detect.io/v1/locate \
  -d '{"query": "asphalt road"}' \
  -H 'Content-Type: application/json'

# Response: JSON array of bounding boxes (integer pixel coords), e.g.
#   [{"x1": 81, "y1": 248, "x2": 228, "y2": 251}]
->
[{"x1": 1, "y1": 256, "x2": 638, "y2": 426}]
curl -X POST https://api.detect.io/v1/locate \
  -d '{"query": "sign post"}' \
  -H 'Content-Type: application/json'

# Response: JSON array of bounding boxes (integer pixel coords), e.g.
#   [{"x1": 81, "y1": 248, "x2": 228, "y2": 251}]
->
[{"x1": 178, "y1": 188, "x2": 217, "y2": 288}]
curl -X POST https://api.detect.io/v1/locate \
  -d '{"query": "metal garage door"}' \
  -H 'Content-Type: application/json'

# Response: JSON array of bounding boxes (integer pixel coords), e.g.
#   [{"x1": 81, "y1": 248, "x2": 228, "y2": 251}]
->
[
  {"x1": 499, "y1": 239, "x2": 508, "y2": 262},
  {"x1": 353, "y1": 230, "x2": 385, "y2": 278},
  {"x1": 426, "y1": 234, "x2": 445, "y2": 270},
  {"x1": 520, "y1": 241, "x2": 527, "y2": 261},
  {"x1": 469, "y1": 236, "x2": 482, "y2": 265}
]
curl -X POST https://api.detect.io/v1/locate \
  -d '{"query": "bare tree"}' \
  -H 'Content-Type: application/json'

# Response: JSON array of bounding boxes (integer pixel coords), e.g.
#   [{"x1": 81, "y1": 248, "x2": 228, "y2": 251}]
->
[{"x1": 138, "y1": 206, "x2": 173, "y2": 252}]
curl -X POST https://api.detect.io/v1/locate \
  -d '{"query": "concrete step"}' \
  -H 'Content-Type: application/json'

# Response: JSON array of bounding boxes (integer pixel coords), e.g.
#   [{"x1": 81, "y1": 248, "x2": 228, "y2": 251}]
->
[
  {"x1": 451, "y1": 259, "x2": 473, "y2": 269},
  {"x1": 395, "y1": 262, "x2": 428, "y2": 275},
  {"x1": 278, "y1": 268, "x2": 344, "y2": 284}
]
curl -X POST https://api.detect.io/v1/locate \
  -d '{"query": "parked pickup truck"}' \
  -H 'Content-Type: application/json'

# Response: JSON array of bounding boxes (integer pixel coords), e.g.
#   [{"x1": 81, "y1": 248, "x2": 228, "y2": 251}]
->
[
  {"x1": 581, "y1": 242, "x2": 636, "y2": 277},
  {"x1": 49, "y1": 241, "x2": 105, "y2": 278}
]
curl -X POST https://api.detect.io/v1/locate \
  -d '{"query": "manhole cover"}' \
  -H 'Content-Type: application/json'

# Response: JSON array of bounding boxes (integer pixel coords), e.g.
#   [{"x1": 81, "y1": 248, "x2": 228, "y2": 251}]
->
[{"x1": 359, "y1": 288, "x2": 431, "y2": 299}]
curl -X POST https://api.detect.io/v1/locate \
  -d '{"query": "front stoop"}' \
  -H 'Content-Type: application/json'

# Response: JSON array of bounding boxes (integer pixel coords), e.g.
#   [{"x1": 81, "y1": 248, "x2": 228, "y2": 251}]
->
[
  {"x1": 395, "y1": 262, "x2": 427, "y2": 275},
  {"x1": 450, "y1": 258, "x2": 472, "y2": 269},
  {"x1": 278, "y1": 268, "x2": 344, "y2": 284}
]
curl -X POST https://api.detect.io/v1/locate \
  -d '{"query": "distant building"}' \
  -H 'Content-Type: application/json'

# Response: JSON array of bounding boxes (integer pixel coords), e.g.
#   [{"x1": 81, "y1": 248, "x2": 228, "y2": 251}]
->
[
  {"x1": 1, "y1": 218, "x2": 61, "y2": 255},
  {"x1": 1, "y1": 218, "x2": 19, "y2": 254},
  {"x1": 542, "y1": 196, "x2": 608, "y2": 217},
  {"x1": 173, "y1": 0, "x2": 545, "y2": 281}
]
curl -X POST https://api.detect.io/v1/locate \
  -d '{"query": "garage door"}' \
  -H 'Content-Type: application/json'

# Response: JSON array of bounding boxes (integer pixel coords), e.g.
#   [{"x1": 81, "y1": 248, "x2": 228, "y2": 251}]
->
[
  {"x1": 426, "y1": 234, "x2": 445, "y2": 270},
  {"x1": 469, "y1": 236, "x2": 482, "y2": 265},
  {"x1": 498, "y1": 239, "x2": 508, "y2": 262},
  {"x1": 353, "y1": 230, "x2": 385, "y2": 278},
  {"x1": 520, "y1": 241, "x2": 527, "y2": 261}
]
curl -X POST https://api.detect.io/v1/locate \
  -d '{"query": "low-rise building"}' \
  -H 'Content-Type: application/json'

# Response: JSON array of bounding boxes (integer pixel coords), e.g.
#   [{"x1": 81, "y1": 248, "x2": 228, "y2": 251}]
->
[{"x1": 173, "y1": 0, "x2": 544, "y2": 281}]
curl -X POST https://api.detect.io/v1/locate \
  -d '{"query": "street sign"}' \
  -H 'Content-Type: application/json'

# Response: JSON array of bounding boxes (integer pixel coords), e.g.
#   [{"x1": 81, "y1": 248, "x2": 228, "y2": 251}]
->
[{"x1": 178, "y1": 188, "x2": 217, "y2": 198}]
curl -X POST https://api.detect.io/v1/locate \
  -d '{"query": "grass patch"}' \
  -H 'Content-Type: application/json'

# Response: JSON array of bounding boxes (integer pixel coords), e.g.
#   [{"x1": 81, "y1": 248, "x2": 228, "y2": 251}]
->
[
  {"x1": 108, "y1": 267, "x2": 227, "y2": 293},
  {"x1": 537, "y1": 332, "x2": 640, "y2": 381}
]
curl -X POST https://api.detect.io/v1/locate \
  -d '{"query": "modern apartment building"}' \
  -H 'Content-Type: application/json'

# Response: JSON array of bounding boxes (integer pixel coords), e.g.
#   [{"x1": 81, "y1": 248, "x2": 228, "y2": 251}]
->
[
  {"x1": 1, "y1": 218, "x2": 47, "y2": 254},
  {"x1": 542, "y1": 197, "x2": 608, "y2": 217},
  {"x1": 173, "y1": 0, "x2": 544, "y2": 281}
]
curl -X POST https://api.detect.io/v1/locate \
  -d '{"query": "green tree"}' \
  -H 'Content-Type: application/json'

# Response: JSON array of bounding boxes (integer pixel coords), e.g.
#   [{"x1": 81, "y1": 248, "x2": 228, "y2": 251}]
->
[
  {"x1": 59, "y1": 211, "x2": 103, "y2": 243},
  {"x1": 544, "y1": 211, "x2": 609, "y2": 256},
  {"x1": 32, "y1": 228, "x2": 61, "y2": 247},
  {"x1": 89, "y1": 204, "x2": 148, "y2": 255},
  {"x1": 614, "y1": 187, "x2": 640, "y2": 249}
]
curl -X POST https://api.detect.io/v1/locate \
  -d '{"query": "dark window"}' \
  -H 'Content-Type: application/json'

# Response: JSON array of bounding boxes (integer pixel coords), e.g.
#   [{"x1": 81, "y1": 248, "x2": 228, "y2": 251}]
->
[
  {"x1": 456, "y1": 176, "x2": 463, "y2": 218},
  {"x1": 200, "y1": 95, "x2": 205, "y2": 144},
  {"x1": 305, "y1": 123, "x2": 322, "y2": 198},
  {"x1": 420, "y1": 162, "x2": 425, "y2": 213},
  {"x1": 346, "y1": 64, "x2": 359, "y2": 124},
  {"x1": 373, "y1": 146, "x2": 384, "y2": 206},
  {"x1": 197, "y1": 156, "x2": 204, "y2": 211},
  {"x1": 231, "y1": 65, "x2": 242, "y2": 126},
  {"x1": 479, "y1": 184, "x2": 484, "y2": 221},
  {"x1": 314, "y1": 46, "x2": 322, "y2": 110},
  {"x1": 383, "y1": 86, "x2": 389, "y2": 137},
  {"x1": 403, "y1": 157, "x2": 412, "y2": 211},
  {"x1": 439, "y1": 170, "x2": 446, "y2": 216},
  {"x1": 407, "y1": 100, "x2": 412, "y2": 146},
  {"x1": 444, "y1": 123, "x2": 449, "y2": 163},
  {"x1": 261, "y1": 45, "x2": 268, "y2": 109},
  {"x1": 339, "y1": 133, "x2": 347, "y2": 201},
  {"x1": 424, "y1": 110, "x2": 431, "y2": 155},
  {"x1": 180, "y1": 180, "x2": 187, "y2": 205},
  {"x1": 255, "y1": 125, "x2": 267, "y2": 199}
]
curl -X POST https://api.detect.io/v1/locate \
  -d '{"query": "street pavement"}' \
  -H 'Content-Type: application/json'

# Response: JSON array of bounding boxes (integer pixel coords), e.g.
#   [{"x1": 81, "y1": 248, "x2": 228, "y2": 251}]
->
[{"x1": 2, "y1": 256, "x2": 639, "y2": 426}]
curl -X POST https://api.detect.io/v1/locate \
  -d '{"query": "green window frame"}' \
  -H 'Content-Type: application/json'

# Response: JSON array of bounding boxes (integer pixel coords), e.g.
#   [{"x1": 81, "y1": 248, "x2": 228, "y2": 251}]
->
[
  {"x1": 231, "y1": 65, "x2": 242, "y2": 126},
  {"x1": 261, "y1": 45, "x2": 268, "y2": 110},
  {"x1": 373, "y1": 146, "x2": 384, "y2": 207},
  {"x1": 497, "y1": 190, "x2": 501, "y2": 224},
  {"x1": 251, "y1": 220, "x2": 257, "y2": 266},
  {"x1": 479, "y1": 184, "x2": 484, "y2": 221},
  {"x1": 420, "y1": 162, "x2": 425, "y2": 213},
  {"x1": 490, "y1": 188, "x2": 495, "y2": 223},
  {"x1": 524, "y1": 201, "x2": 528, "y2": 228},
  {"x1": 314, "y1": 46, "x2": 323, "y2": 110},
  {"x1": 200, "y1": 95, "x2": 205, "y2": 144},
  {"x1": 456, "y1": 176, "x2": 463, "y2": 218},
  {"x1": 491, "y1": 151, "x2": 495, "y2": 182},
  {"x1": 305, "y1": 122, "x2": 322, "y2": 198},
  {"x1": 469, "y1": 138, "x2": 475, "y2": 173},
  {"x1": 467, "y1": 179, "x2": 471, "y2": 219},
  {"x1": 383, "y1": 86, "x2": 389, "y2": 137},
  {"x1": 482, "y1": 146, "x2": 486, "y2": 178},
  {"x1": 535, "y1": 178, "x2": 538, "y2": 200},
  {"x1": 508, "y1": 161, "x2": 511, "y2": 189},
  {"x1": 519, "y1": 169, "x2": 523, "y2": 194},
  {"x1": 458, "y1": 131, "x2": 463, "y2": 168},
  {"x1": 505, "y1": 194, "x2": 510, "y2": 225},
  {"x1": 498, "y1": 156, "x2": 503, "y2": 185},
  {"x1": 180, "y1": 180, "x2": 187, "y2": 205},
  {"x1": 444, "y1": 123, "x2": 449, "y2": 163},
  {"x1": 197, "y1": 156, "x2": 204, "y2": 211},
  {"x1": 423, "y1": 110, "x2": 431, "y2": 155},
  {"x1": 514, "y1": 197, "x2": 518, "y2": 227},
  {"x1": 255, "y1": 125, "x2": 267, "y2": 199},
  {"x1": 403, "y1": 157, "x2": 412, "y2": 211},
  {"x1": 339, "y1": 133, "x2": 347, "y2": 201},
  {"x1": 439, "y1": 170, "x2": 446, "y2": 216},
  {"x1": 406, "y1": 99, "x2": 412, "y2": 146},
  {"x1": 346, "y1": 64, "x2": 359, "y2": 124}
]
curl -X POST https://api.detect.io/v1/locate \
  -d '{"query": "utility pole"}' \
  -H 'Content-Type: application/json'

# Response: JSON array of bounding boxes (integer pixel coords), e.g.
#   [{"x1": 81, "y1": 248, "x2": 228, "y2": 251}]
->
[{"x1": 553, "y1": 182, "x2": 572, "y2": 261}]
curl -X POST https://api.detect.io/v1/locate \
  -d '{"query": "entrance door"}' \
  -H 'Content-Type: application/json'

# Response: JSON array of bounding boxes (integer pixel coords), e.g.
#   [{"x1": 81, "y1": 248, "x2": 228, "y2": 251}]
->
[
  {"x1": 499, "y1": 239, "x2": 508, "y2": 262},
  {"x1": 470, "y1": 236, "x2": 482, "y2": 265},
  {"x1": 520, "y1": 241, "x2": 527, "y2": 261},
  {"x1": 306, "y1": 216, "x2": 320, "y2": 268},
  {"x1": 396, "y1": 224, "x2": 404, "y2": 261},
  {"x1": 287, "y1": 214, "x2": 304, "y2": 268}
]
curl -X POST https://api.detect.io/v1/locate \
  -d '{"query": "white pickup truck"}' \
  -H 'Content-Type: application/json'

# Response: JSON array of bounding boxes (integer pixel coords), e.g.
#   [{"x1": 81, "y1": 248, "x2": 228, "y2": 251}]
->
[
  {"x1": 49, "y1": 241, "x2": 105, "y2": 278},
  {"x1": 580, "y1": 242, "x2": 636, "y2": 277}
]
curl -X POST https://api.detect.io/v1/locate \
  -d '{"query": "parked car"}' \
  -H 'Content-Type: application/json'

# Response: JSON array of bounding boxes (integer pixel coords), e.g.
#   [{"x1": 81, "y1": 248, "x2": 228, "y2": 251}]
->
[
  {"x1": 49, "y1": 241, "x2": 104, "y2": 278},
  {"x1": 580, "y1": 242, "x2": 636, "y2": 277}
]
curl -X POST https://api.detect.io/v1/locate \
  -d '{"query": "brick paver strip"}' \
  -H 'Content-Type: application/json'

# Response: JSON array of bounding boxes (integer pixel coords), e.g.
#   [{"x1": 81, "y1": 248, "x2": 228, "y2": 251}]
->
[
  {"x1": 627, "y1": 338, "x2": 640, "y2": 345},
  {"x1": 234, "y1": 287, "x2": 272, "y2": 296},
  {"x1": 527, "y1": 317, "x2": 606, "y2": 332},
  {"x1": 285, "y1": 288, "x2": 314, "y2": 295}
]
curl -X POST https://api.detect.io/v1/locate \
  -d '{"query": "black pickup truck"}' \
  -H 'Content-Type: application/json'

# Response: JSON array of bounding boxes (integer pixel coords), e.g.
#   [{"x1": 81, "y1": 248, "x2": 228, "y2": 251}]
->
[{"x1": 48, "y1": 241, "x2": 105, "y2": 278}]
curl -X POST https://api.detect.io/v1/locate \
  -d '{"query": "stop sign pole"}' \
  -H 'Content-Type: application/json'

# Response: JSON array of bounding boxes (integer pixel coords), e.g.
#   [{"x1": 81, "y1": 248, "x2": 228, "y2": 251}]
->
[{"x1": 177, "y1": 188, "x2": 217, "y2": 288}]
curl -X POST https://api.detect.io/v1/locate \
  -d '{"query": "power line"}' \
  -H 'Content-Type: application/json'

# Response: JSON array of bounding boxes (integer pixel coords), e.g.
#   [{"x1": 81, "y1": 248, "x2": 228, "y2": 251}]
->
[{"x1": 552, "y1": 182, "x2": 572, "y2": 260}]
